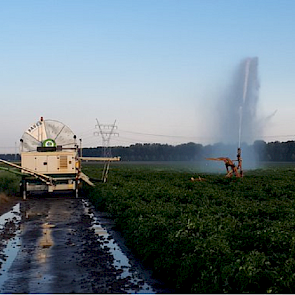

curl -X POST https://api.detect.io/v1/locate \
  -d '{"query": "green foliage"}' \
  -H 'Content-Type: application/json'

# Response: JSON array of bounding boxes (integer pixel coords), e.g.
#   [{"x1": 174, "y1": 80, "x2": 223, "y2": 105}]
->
[
  {"x1": 83, "y1": 163, "x2": 295, "y2": 293},
  {"x1": 0, "y1": 171, "x2": 20, "y2": 196}
]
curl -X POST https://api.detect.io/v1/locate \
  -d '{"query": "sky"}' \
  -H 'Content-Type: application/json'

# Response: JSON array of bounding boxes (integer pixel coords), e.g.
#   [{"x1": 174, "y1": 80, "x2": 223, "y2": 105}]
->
[{"x1": 1, "y1": 0, "x2": 295, "y2": 153}]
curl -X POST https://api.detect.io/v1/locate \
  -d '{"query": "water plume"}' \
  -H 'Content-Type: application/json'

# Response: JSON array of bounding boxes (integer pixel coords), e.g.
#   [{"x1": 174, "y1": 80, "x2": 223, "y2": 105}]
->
[
  {"x1": 209, "y1": 57, "x2": 261, "y2": 169},
  {"x1": 217, "y1": 57, "x2": 260, "y2": 144}
]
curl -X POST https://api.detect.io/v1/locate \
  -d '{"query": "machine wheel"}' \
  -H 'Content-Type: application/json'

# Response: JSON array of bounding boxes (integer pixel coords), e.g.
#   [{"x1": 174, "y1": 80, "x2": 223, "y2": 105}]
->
[
  {"x1": 75, "y1": 180, "x2": 79, "y2": 198},
  {"x1": 20, "y1": 180, "x2": 27, "y2": 200}
]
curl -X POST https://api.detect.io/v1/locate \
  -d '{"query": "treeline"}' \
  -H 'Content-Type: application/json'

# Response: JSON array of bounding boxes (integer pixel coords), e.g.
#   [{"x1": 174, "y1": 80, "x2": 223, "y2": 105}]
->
[
  {"x1": 1, "y1": 140, "x2": 295, "y2": 162},
  {"x1": 0, "y1": 154, "x2": 20, "y2": 161},
  {"x1": 253, "y1": 140, "x2": 295, "y2": 161},
  {"x1": 82, "y1": 140, "x2": 295, "y2": 162},
  {"x1": 83, "y1": 142, "x2": 204, "y2": 161}
]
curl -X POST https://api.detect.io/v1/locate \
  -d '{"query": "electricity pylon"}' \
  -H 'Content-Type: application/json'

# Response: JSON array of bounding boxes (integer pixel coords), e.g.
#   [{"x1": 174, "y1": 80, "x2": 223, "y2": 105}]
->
[{"x1": 94, "y1": 119, "x2": 118, "y2": 182}]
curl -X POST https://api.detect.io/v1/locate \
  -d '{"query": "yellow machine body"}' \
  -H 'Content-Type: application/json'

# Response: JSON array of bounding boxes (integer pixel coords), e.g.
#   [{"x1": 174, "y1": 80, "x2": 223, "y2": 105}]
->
[{"x1": 21, "y1": 151, "x2": 77, "y2": 175}]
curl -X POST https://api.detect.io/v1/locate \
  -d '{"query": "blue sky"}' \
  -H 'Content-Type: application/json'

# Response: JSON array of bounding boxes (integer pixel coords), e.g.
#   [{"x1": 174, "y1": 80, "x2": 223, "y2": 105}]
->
[{"x1": 1, "y1": 0, "x2": 295, "y2": 152}]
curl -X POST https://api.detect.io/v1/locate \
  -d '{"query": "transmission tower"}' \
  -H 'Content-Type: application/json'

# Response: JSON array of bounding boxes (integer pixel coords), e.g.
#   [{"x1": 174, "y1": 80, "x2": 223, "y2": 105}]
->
[{"x1": 94, "y1": 119, "x2": 119, "y2": 182}]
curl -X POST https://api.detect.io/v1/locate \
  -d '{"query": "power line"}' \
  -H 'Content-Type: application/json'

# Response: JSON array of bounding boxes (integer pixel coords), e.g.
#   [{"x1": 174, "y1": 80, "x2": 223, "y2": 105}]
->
[
  {"x1": 78, "y1": 125, "x2": 295, "y2": 147},
  {"x1": 261, "y1": 134, "x2": 295, "y2": 139},
  {"x1": 119, "y1": 129, "x2": 196, "y2": 138}
]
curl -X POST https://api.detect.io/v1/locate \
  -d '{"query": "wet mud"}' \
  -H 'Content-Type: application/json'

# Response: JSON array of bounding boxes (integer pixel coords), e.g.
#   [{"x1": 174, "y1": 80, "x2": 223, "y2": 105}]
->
[{"x1": 0, "y1": 197, "x2": 170, "y2": 293}]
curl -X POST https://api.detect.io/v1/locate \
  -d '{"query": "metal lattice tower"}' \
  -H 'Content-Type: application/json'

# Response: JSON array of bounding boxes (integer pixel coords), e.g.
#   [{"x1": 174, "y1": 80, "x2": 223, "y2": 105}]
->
[
  {"x1": 94, "y1": 119, "x2": 118, "y2": 182},
  {"x1": 94, "y1": 119, "x2": 118, "y2": 156}
]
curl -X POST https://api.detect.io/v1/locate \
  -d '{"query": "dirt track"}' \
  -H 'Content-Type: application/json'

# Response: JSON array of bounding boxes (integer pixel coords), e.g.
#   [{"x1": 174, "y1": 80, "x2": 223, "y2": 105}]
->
[{"x1": 0, "y1": 197, "x2": 169, "y2": 293}]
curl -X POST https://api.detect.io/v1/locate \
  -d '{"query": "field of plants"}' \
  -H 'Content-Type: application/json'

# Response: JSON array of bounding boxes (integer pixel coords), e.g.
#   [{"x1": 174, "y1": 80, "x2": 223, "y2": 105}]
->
[
  {"x1": 0, "y1": 171, "x2": 20, "y2": 196},
  {"x1": 83, "y1": 162, "x2": 295, "y2": 293}
]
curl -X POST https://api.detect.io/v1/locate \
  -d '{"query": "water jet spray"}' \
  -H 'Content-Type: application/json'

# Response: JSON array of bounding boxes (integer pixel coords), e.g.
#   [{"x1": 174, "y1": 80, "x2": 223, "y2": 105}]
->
[{"x1": 206, "y1": 57, "x2": 259, "y2": 177}]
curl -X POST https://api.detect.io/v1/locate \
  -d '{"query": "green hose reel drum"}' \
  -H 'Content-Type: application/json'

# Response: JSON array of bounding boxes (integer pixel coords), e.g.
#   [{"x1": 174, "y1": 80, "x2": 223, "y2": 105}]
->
[{"x1": 42, "y1": 139, "x2": 57, "y2": 148}]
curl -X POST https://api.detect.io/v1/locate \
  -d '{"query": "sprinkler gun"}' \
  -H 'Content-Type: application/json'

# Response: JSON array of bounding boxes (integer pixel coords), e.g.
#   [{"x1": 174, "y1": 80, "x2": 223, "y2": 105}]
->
[{"x1": 206, "y1": 147, "x2": 243, "y2": 178}]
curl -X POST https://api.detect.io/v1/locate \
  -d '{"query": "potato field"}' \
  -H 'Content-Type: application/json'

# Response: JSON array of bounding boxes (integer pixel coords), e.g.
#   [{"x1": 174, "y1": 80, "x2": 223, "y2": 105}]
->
[{"x1": 83, "y1": 162, "x2": 295, "y2": 293}]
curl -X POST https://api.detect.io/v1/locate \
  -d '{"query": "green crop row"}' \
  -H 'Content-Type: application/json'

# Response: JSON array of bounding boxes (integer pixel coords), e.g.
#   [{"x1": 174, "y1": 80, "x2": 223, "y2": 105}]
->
[
  {"x1": 82, "y1": 163, "x2": 295, "y2": 293},
  {"x1": 0, "y1": 171, "x2": 20, "y2": 196}
]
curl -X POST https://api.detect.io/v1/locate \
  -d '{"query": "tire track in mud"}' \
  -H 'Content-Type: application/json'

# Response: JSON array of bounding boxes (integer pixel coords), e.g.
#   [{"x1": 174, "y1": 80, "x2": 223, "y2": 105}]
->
[{"x1": 0, "y1": 197, "x2": 168, "y2": 293}]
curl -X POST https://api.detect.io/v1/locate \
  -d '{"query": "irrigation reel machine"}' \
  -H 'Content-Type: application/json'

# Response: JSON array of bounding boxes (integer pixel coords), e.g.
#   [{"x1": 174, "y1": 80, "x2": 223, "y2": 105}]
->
[{"x1": 0, "y1": 117, "x2": 120, "y2": 199}]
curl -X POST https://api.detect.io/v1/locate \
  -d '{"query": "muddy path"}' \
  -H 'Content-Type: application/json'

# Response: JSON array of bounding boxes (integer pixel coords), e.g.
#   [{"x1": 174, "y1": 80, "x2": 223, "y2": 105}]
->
[{"x1": 0, "y1": 197, "x2": 170, "y2": 293}]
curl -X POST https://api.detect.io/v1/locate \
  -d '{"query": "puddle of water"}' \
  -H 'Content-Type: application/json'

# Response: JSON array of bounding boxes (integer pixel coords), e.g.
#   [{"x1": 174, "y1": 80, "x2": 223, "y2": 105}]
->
[
  {"x1": 37, "y1": 223, "x2": 54, "y2": 264},
  {"x1": 0, "y1": 203, "x2": 20, "y2": 229},
  {"x1": 82, "y1": 199, "x2": 155, "y2": 293},
  {"x1": 0, "y1": 203, "x2": 21, "y2": 291}
]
